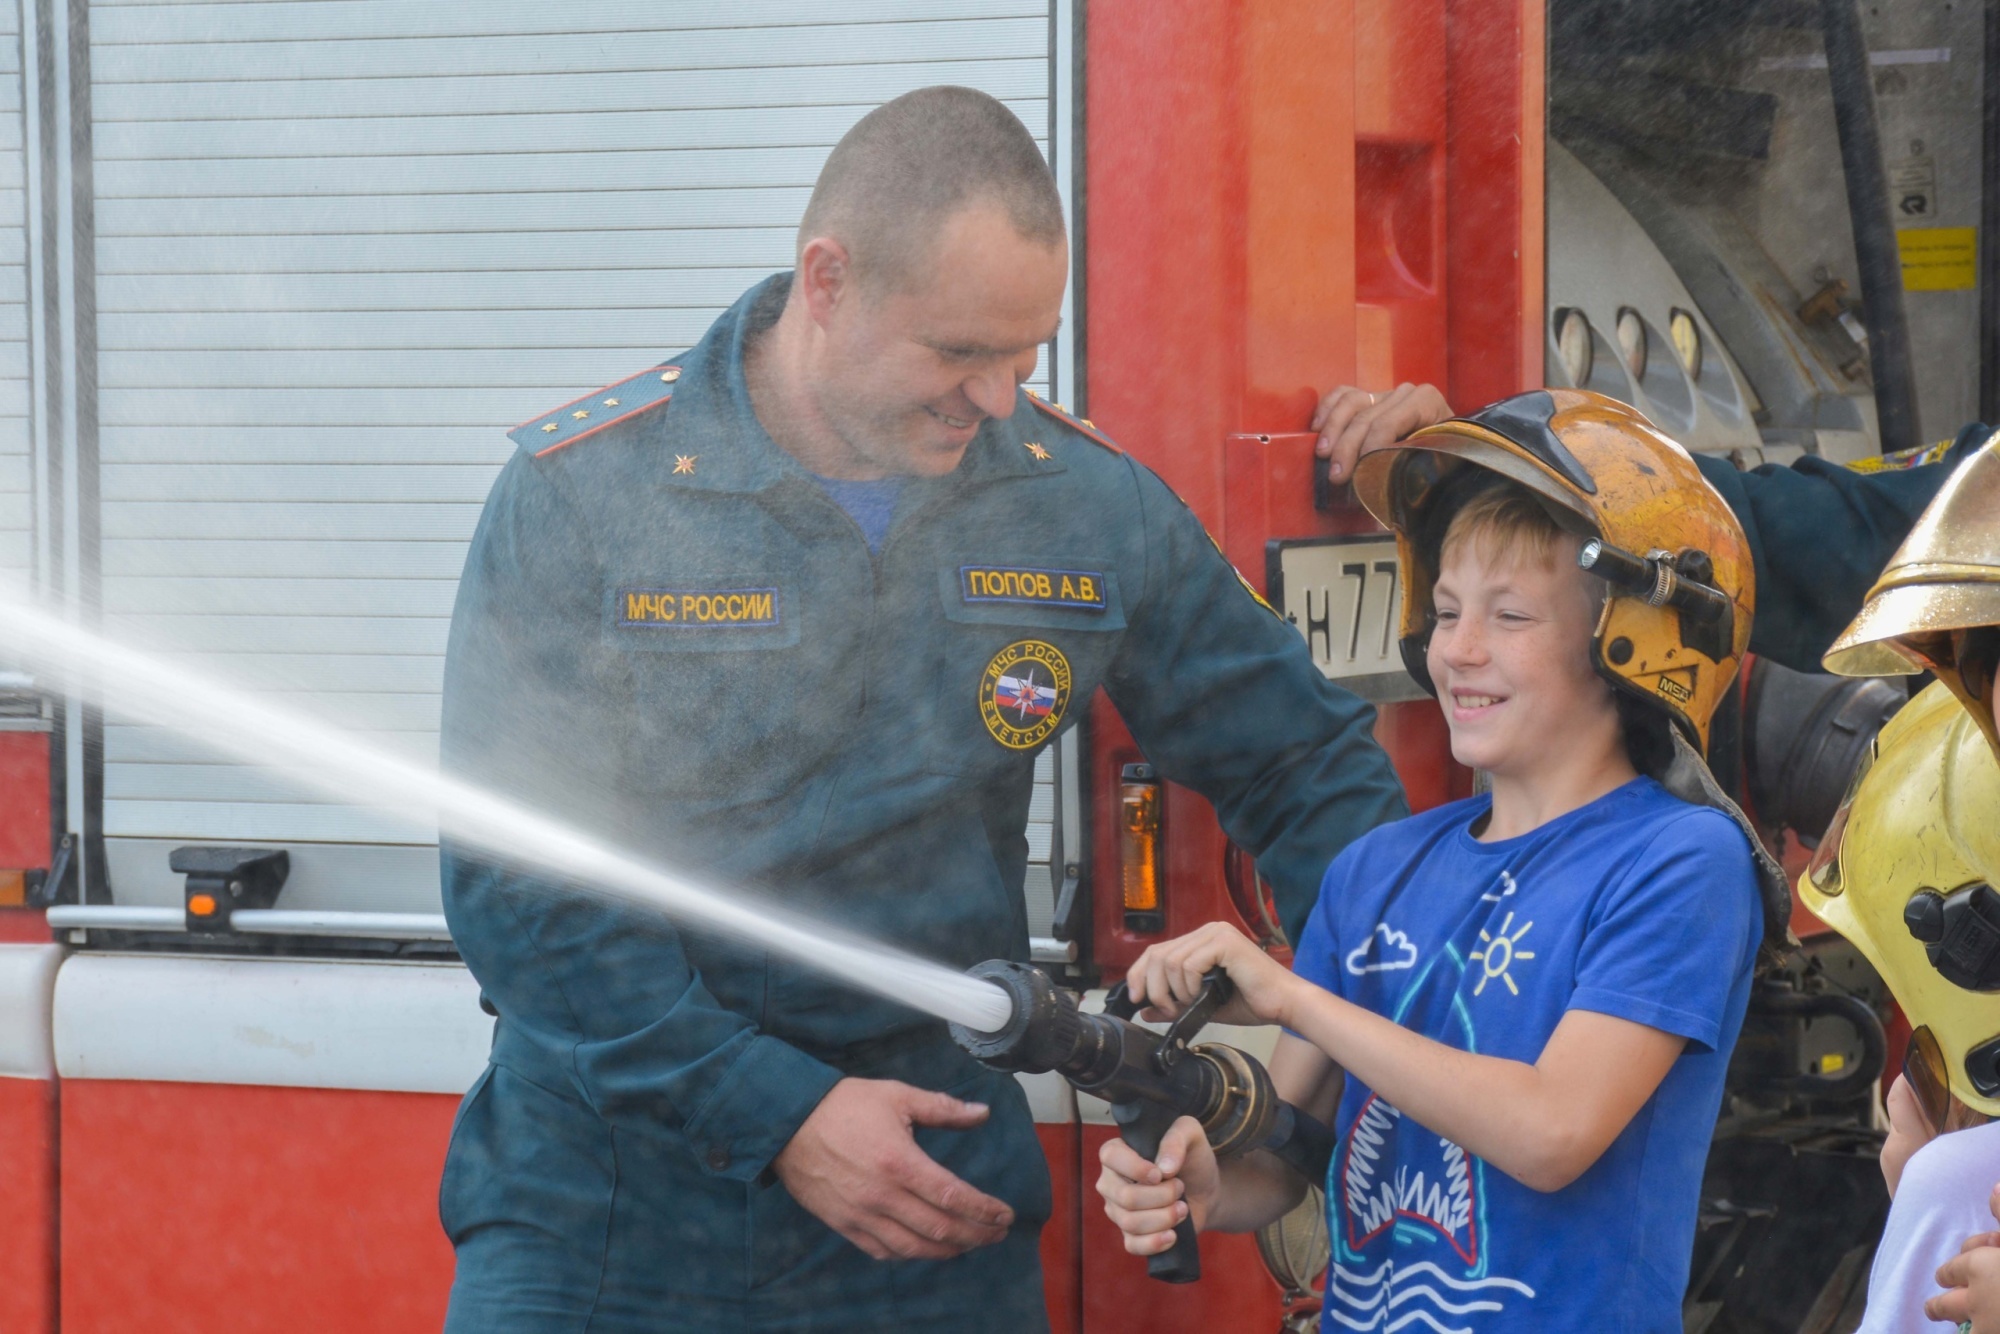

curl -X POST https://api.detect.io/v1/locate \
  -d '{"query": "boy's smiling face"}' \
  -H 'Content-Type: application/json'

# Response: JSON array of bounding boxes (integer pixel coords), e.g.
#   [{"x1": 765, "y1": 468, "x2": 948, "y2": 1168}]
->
[{"x1": 1427, "y1": 527, "x2": 1618, "y2": 781}]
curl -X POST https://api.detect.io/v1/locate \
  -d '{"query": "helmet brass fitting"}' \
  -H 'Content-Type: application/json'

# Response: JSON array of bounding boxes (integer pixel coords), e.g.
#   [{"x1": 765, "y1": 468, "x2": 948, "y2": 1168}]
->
[
  {"x1": 1799, "y1": 681, "x2": 2000, "y2": 1118},
  {"x1": 1352, "y1": 389, "x2": 1753, "y2": 755},
  {"x1": 1824, "y1": 432, "x2": 2000, "y2": 763}
]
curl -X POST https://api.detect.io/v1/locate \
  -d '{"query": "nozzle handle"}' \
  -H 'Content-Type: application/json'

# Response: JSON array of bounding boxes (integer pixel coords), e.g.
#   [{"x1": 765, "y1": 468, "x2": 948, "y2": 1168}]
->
[
  {"x1": 1116, "y1": 1100, "x2": 1203, "y2": 1284},
  {"x1": 1148, "y1": 1218, "x2": 1202, "y2": 1284}
]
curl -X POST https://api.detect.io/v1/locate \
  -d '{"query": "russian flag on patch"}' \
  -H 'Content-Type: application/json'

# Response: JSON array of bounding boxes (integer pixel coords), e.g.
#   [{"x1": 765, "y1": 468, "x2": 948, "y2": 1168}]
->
[{"x1": 996, "y1": 673, "x2": 1057, "y2": 719}]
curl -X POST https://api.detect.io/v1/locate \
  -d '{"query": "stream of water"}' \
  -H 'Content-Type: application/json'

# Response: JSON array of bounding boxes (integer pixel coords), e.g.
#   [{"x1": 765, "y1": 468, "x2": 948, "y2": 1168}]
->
[{"x1": 0, "y1": 586, "x2": 1014, "y2": 1033}]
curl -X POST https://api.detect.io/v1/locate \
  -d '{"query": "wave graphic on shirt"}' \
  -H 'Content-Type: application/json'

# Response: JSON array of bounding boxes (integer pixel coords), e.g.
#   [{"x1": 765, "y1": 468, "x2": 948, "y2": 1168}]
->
[
  {"x1": 1323, "y1": 1259, "x2": 1536, "y2": 1334},
  {"x1": 1332, "y1": 1094, "x2": 1535, "y2": 1330}
]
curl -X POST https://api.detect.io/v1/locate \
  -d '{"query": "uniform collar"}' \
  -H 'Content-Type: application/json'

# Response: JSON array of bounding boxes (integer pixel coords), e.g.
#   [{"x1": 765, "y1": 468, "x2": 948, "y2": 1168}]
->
[{"x1": 658, "y1": 274, "x2": 1067, "y2": 494}]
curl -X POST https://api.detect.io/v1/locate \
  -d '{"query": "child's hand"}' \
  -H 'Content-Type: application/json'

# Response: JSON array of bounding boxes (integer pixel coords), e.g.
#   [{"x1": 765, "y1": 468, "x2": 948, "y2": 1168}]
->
[
  {"x1": 1126, "y1": 921, "x2": 1302, "y2": 1028},
  {"x1": 1924, "y1": 1182, "x2": 2000, "y2": 1331},
  {"x1": 1095, "y1": 1114, "x2": 1218, "y2": 1255}
]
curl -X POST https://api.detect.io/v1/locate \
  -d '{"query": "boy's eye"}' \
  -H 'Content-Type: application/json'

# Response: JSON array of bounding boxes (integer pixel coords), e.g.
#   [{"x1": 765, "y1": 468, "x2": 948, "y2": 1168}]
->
[{"x1": 1434, "y1": 608, "x2": 1459, "y2": 624}]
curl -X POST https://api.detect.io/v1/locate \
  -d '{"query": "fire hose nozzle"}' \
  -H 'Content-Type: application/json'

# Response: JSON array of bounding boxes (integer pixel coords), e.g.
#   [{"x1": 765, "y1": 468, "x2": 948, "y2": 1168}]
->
[{"x1": 948, "y1": 959, "x2": 1334, "y2": 1285}]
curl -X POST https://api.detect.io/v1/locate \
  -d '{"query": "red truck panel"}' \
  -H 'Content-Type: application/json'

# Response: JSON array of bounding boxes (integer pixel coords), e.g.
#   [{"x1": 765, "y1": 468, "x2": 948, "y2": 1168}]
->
[
  {"x1": 0, "y1": 1077, "x2": 57, "y2": 1334},
  {"x1": 61, "y1": 1081, "x2": 458, "y2": 1334}
]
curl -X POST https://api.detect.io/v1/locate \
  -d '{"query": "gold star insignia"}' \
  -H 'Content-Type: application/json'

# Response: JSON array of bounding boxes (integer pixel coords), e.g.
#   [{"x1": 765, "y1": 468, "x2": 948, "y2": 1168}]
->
[
  {"x1": 571, "y1": 409, "x2": 589, "y2": 420},
  {"x1": 661, "y1": 368, "x2": 682, "y2": 383},
  {"x1": 541, "y1": 422, "x2": 559, "y2": 433},
  {"x1": 673, "y1": 454, "x2": 697, "y2": 475},
  {"x1": 603, "y1": 398, "x2": 620, "y2": 407},
  {"x1": 1023, "y1": 441, "x2": 1051, "y2": 461}
]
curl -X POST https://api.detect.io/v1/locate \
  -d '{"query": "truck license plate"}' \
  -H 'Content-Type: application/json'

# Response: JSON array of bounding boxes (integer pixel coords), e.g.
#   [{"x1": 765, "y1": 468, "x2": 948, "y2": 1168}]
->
[{"x1": 1270, "y1": 537, "x2": 1426, "y2": 702}]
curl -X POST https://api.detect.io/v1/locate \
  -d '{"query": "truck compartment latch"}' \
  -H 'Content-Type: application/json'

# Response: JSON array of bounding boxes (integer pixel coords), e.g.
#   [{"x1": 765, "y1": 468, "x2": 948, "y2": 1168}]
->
[{"x1": 169, "y1": 846, "x2": 290, "y2": 934}]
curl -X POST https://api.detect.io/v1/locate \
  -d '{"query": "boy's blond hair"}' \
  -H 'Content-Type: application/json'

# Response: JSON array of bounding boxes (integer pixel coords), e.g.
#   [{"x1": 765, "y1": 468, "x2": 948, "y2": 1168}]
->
[{"x1": 1439, "y1": 480, "x2": 1575, "y2": 574}]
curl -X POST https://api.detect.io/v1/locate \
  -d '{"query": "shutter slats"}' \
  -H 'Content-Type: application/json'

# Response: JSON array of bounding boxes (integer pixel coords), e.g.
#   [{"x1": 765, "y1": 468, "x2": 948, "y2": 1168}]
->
[{"x1": 97, "y1": 1, "x2": 1053, "y2": 872}]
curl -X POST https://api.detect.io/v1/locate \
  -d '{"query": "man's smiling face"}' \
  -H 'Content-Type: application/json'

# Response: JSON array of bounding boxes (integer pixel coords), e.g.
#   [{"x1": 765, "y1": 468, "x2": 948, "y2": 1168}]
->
[{"x1": 807, "y1": 202, "x2": 1067, "y2": 478}]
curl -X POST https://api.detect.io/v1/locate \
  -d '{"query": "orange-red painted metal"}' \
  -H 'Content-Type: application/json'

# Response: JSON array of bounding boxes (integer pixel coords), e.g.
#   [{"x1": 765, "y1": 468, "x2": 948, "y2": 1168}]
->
[
  {"x1": 1038, "y1": 1121, "x2": 1082, "y2": 1334},
  {"x1": 0, "y1": 1077, "x2": 57, "y2": 1334},
  {"x1": 0, "y1": 733, "x2": 50, "y2": 876},
  {"x1": 61, "y1": 1081, "x2": 458, "y2": 1334},
  {"x1": 1079, "y1": 0, "x2": 1541, "y2": 1322}
]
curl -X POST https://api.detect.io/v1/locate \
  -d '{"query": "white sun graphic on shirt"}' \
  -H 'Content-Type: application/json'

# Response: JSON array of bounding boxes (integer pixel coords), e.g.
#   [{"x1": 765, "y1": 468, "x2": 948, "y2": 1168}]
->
[{"x1": 1469, "y1": 913, "x2": 1536, "y2": 996}]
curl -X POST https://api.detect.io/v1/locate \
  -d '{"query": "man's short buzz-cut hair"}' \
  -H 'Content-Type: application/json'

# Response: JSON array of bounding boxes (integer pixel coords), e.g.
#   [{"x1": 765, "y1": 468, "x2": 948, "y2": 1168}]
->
[{"x1": 800, "y1": 86, "x2": 1066, "y2": 288}]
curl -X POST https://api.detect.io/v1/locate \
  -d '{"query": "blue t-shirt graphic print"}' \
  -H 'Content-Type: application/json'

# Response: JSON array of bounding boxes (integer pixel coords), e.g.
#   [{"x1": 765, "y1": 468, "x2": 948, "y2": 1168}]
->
[{"x1": 1292, "y1": 778, "x2": 1761, "y2": 1334}]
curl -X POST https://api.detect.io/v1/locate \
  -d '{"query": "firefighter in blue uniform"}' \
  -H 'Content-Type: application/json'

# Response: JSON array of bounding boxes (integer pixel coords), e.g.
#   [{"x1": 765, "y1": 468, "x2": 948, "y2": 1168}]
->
[{"x1": 437, "y1": 89, "x2": 1406, "y2": 1332}]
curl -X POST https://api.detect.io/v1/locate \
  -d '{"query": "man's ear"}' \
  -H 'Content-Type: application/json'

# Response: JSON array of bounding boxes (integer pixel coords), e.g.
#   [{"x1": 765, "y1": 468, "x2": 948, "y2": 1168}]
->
[{"x1": 797, "y1": 236, "x2": 854, "y2": 329}]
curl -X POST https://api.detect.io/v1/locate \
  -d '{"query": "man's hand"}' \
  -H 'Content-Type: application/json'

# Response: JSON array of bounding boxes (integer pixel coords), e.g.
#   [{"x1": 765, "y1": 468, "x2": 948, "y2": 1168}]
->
[
  {"x1": 772, "y1": 1077, "x2": 1016, "y2": 1261},
  {"x1": 1125, "y1": 921, "x2": 1303, "y2": 1029},
  {"x1": 1096, "y1": 1114, "x2": 1217, "y2": 1256},
  {"x1": 1313, "y1": 383, "x2": 1454, "y2": 484}
]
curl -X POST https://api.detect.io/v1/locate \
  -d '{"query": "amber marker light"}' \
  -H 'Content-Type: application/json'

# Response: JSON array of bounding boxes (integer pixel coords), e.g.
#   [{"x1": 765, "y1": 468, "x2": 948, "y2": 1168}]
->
[
  {"x1": 1119, "y1": 763, "x2": 1164, "y2": 933},
  {"x1": 188, "y1": 893, "x2": 218, "y2": 917}
]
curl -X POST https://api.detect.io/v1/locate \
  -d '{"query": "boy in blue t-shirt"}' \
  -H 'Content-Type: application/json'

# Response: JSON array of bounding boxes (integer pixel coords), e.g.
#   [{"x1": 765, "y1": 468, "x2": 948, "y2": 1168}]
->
[{"x1": 1096, "y1": 395, "x2": 1766, "y2": 1334}]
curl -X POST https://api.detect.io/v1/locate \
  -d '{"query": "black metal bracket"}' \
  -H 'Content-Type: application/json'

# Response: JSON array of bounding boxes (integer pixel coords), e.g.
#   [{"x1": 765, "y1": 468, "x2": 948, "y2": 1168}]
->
[
  {"x1": 170, "y1": 846, "x2": 289, "y2": 934},
  {"x1": 23, "y1": 833, "x2": 76, "y2": 909}
]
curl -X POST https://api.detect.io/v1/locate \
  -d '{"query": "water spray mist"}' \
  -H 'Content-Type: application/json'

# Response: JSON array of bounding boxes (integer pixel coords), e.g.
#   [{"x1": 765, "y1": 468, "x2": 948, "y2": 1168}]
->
[{"x1": 0, "y1": 586, "x2": 1013, "y2": 1034}]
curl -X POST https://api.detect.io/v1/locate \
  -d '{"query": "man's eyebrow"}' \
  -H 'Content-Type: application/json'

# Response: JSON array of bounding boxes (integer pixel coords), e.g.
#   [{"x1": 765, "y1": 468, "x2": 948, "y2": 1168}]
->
[{"x1": 923, "y1": 317, "x2": 1063, "y2": 357}]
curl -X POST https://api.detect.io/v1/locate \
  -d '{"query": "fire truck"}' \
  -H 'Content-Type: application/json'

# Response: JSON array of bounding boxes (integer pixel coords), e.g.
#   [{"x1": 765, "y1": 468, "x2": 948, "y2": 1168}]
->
[{"x1": 0, "y1": 1, "x2": 1992, "y2": 1330}]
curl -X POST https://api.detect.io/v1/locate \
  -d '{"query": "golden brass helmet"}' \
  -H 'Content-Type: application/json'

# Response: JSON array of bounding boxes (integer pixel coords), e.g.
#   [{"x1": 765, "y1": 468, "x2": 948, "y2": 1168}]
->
[{"x1": 1824, "y1": 432, "x2": 2000, "y2": 762}]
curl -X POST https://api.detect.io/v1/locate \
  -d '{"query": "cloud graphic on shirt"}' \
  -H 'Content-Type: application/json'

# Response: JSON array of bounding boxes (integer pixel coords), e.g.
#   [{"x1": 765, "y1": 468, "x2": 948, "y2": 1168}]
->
[
  {"x1": 1345, "y1": 923, "x2": 1419, "y2": 975},
  {"x1": 1481, "y1": 870, "x2": 1519, "y2": 902}
]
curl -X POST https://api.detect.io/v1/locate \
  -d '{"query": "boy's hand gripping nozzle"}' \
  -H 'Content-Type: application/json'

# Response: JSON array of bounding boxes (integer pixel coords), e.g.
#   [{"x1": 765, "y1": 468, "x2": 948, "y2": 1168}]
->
[{"x1": 948, "y1": 959, "x2": 1334, "y2": 1284}]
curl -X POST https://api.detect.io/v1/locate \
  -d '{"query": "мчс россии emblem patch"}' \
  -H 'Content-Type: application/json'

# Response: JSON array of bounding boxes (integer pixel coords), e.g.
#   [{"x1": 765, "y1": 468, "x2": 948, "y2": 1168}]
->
[{"x1": 978, "y1": 640, "x2": 1072, "y2": 750}]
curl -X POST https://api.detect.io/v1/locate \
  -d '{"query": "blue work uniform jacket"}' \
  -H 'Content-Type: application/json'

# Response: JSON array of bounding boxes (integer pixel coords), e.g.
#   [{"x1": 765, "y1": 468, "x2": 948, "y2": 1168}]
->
[
  {"x1": 1692, "y1": 422, "x2": 1992, "y2": 672},
  {"x1": 435, "y1": 275, "x2": 1408, "y2": 1332}
]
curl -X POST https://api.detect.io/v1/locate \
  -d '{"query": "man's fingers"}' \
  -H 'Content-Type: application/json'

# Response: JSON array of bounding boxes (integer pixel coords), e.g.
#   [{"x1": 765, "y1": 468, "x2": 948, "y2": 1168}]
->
[
  {"x1": 894, "y1": 1148, "x2": 1015, "y2": 1229},
  {"x1": 1314, "y1": 389, "x2": 1369, "y2": 448},
  {"x1": 902, "y1": 1088, "x2": 992, "y2": 1131},
  {"x1": 876, "y1": 1187, "x2": 1010, "y2": 1256}
]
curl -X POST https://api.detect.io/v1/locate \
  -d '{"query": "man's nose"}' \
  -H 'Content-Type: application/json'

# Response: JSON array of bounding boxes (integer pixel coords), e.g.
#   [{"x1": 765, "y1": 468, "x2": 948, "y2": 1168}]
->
[{"x1": 961, "y1": 364, "x2": 1018, "y2": 422}]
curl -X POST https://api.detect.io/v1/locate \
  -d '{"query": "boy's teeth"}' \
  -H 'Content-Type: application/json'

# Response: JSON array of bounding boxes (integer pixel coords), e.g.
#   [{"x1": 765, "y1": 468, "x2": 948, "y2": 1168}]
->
[{"x1": 1459, "y1": 694, "x2": 1499, "y2": 708}]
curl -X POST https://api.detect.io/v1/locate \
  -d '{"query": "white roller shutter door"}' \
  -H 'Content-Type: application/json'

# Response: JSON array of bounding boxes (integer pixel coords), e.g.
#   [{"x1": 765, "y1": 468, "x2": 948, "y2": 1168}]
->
[
  {"x1": 0, "y1": 2, "x2": 27, "y2": 588},
  {"x1": 90, "y1": 2, "x2": 1062, "y2": 918}
]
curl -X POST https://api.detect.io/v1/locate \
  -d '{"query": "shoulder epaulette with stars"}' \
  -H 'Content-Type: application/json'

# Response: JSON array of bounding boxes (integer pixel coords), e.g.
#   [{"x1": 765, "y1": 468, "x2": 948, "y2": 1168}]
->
[
  {"x1": 511, "y1": 363, "x2": 681, "y2": 458},
  {"x1": 1024, "y1": 389, "x2": 1121, "y2": 454}
]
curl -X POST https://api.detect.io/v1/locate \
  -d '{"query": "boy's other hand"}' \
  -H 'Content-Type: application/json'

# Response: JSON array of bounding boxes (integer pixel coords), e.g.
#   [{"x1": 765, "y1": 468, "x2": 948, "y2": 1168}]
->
[
  {"x1": 1126, "y1": 921, "x2": 1302, "y2": 1029},
  {"x1": 1096, "y1": 1114, "x2": 1217, "y2": 1255},
  {"x1": 1312, "y1": 382, "x2": 1454, "y2": 484}
]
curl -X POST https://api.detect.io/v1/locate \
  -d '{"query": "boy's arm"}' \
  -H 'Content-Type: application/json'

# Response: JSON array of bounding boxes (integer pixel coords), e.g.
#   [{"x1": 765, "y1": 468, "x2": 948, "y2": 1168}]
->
[
  {"x1": 1128, "y1": 922, "x2": 1684, "y2": 1193},
  {"x1": 1096, "y1": 1034, "x2": 1342, "y2": 1247}
]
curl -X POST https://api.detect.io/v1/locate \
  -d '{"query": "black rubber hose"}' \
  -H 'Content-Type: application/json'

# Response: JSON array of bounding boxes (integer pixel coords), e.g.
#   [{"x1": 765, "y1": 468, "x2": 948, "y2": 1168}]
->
[{"x1": 1822, "y1": 0, "x2": 1924, "y2": 452}]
